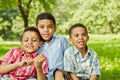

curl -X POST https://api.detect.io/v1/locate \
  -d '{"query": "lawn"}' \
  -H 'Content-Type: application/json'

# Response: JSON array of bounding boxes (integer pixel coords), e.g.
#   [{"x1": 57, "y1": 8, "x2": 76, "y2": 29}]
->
[
  {"x1": 0, "y1": 41, "x2": 20, "y2": 57},
  {"x1": 88, "y1": 34, "x2": 120, "y2": 80},
  {"x1": 0, "y1": 34, "x2": 120, "y2": 80}
]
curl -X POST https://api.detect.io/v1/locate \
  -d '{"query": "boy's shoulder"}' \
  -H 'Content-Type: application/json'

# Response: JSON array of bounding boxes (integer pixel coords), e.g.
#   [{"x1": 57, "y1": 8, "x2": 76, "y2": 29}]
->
[
  {"x1": 11, "y1": 47, "x2": 21, "y2": 50},
  {"x1": 65, "y1": 46, "x2": 76, "y2": 53},
  {"x1": 87, "y1": 47, "x2": 98, "y2": 56},
  {"x1": 65, "y1": 46, "x2": 98, "y2": 55},
  {"x1": 10, "y1": 47, "x2": 23, "y2": 52},
  {"x1": 5, "y1": 47, "x2": 23, "y2": 57},
  {"x1": 53, "y1": 35, "x2": 68, "y2": 42},
  {"x1": 54, "y1": 35, "x2": 67, "y2": 39}
]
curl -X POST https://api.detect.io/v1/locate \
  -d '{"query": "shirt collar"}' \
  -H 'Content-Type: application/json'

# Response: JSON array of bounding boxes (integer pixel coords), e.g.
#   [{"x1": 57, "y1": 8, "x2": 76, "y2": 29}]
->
[
  {"x1": 23, "y1": 51, "x2": 38, "y2": 58},
  {"x1": 73, "y1": 46, "x2": 91, "y2": 56},
  {"x1": 42, "y1": 35, "x2": 58, "y2": 45}
]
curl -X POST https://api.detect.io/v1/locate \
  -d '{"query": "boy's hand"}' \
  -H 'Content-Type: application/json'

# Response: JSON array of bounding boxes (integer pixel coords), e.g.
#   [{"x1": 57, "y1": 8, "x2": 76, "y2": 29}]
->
[
  {"x1": 90, "y1": 75, "x2": 99, "y2": 80},
  {"x1": 18, "y1": 58, "x2": 33, "y2": 67},
  {"x1": 34, "y1": 54, "x2": 45, "y2": 68}
]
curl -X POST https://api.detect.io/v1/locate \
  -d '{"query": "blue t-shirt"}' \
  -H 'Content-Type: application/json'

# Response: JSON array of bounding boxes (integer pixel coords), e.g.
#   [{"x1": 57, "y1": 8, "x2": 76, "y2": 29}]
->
[{"x1": 37, "y1": 35, "x2": 69, "y2": 78}]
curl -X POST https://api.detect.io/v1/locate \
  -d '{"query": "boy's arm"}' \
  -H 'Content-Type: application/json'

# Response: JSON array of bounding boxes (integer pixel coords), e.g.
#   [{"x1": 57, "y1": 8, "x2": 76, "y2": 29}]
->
[
  {"x1": 0, "y1": 62, "x2": 20, "y2": 73},
  {"x1": 36, "y1": 66, "x2": 47, "y2": 80},
  {"x1": 69, "y1": 72, "x2": 79, "y2": 80},
  {"x1": 34, "y1": 54, "x2": 47, "y2": 80},
  {"x1": 90, "y1": 75, "x2": 99, "y2": 80},
  {"x1": 0, "y1": 47, "x2": 31, "y2": 74},
  {"x1": 0, "y1": 58, "x2": 33, "y2": 74},
  {"x1": 90, "y1": 52, "x2": 100, "y2": 79},
  {"x1": 64, "y1": 48, "x2": 78, "y2": 80}
]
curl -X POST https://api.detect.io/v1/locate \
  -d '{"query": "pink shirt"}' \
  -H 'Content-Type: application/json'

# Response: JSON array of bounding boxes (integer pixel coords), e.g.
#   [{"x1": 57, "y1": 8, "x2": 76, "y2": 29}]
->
[{"x1": 0, "y1": 47, "x2": 48, "y2": 80}]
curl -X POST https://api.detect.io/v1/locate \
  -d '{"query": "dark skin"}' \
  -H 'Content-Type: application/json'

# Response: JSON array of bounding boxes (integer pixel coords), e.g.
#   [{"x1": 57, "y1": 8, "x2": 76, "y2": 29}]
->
[
  {"x1": 69, "y1": 27, "x2": 99, "y2": 80},
  {"x1": 37, "y1": 19, "x2": 65, "y2": 80}
]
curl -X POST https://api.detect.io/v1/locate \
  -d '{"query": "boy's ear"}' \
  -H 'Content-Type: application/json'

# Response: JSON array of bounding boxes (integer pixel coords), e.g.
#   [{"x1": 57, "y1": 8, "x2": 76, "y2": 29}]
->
[
  {"x1": 69, "y1": 37, "x2": 72, "y2": 43},
  {"x1": 69, "y1": 37, "x2": 73, "y2": 45},
  {"x1": 54, "y1": 26, "x2": 57, "y2": 31},
  {"x1": 87, "y1": 35, "x2": 89, "y2": 41}
]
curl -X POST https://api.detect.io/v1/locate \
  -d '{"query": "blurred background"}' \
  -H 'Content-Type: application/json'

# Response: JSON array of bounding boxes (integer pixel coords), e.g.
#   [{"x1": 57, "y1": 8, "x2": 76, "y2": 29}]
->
[
  {"x1": 0, "y1": 0, "x2": 120, "y2": 80},
  {"x1": 0, "y1": 0, "x2": 120, "y2": 41}
]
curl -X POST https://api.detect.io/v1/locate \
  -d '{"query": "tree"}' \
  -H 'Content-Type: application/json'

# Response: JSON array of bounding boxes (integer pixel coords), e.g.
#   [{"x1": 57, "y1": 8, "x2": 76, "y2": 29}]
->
[
  {"x1": 17, "y1": 0, "x2": 32, "y2": 28},
  {"x1": 0, "y1": 0, "x2": 56, "y2": 40},
  {"x1": 54, "y1": 0, "x2": 120, "y2": 34},
  {"x1": 18, "y1": 0, "x2": 57, "y2": 28},
  {"x1": 0, "y1": 0, "x2": 56, "y2": 28},
  {"x1": 0, "y1": 0, "x2": 120, "y2": 41}
]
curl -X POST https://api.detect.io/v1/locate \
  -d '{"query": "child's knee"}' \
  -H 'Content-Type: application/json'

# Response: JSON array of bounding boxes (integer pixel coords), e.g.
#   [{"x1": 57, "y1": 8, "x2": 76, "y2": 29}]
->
[
  {"x1": 54, "y1": 69, "x2": 64, "y2": 80},
  {"x1": 54, "y1": 69, "x2": 63, "y2": 76}
]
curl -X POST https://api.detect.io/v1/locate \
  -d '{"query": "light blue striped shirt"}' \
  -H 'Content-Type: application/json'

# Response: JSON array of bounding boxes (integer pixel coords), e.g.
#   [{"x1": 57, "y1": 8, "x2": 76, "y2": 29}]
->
[
  {"x1": 37, "y1": 35, "x2": 69, "y2": 79},
  {"x1": 64, "y1": 46, "x2": 100, "y2": 79}
]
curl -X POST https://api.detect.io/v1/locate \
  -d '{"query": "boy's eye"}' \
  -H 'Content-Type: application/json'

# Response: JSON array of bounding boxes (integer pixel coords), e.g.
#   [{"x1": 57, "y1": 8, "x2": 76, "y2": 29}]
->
[
  {"x1": 74, "y1": 33, "x2": 87, "y2": 37},
  {"x1": 81, "y1": 33, "x2": 87, "y2": 37},
  {"x1": 74, "y1": 34, "x2": 79, "y2": 37},
  {"x1": 38, "y1": 25, "x2": 44, "y2": 29},
  {"x1": 48, "y1": 24, "x2": 54, "y2": 28},
  {"x1": 32, "y1": 37, "x2": 39, "y2": 42},
  {"x1": 23, "y1": 39, "x2": 28, "y2": 42},
  {"x1": 32, "y1": 39, "x2": 37, "y2": 42}
]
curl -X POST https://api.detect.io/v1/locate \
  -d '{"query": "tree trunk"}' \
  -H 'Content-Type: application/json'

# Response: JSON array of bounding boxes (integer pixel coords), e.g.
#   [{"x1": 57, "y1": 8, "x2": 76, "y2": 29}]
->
[
  {"x1": 17, "y1": 0, "x2": 32, "y2": 28},
  {"x1": 109, "y1": 22, "x2": 114, "y2": 34}
]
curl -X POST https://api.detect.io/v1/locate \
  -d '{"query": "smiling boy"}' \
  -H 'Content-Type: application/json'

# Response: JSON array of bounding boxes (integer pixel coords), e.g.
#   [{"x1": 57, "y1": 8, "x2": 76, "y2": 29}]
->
[{"x1": 64, "y1": 23, "x2": 100, "y2": 80}]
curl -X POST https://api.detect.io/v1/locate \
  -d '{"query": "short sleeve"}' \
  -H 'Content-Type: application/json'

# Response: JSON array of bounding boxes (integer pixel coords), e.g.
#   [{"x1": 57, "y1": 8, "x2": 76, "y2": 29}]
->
[
  {"x1": 64, "y1": 49, "x2": 74, "y2": 73},
  {"x1": 62, "y1": 36, "x2": 69, "y2": 52},
  {"x1": 1, "y1": 47, "x2": 21, "y2": 64},
  {"x1": 91, "y1": 53, "x2": 101, "y2": 76}
]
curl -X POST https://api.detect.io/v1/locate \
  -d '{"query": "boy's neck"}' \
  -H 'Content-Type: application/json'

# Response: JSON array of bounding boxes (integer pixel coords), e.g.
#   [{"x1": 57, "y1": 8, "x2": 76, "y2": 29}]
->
[
  {"x1": 44, "y1": 35, "x2": 54, "y2": 43},
  {"x1": 79, "y1": 46, "x2": 88, "y2": 58}
]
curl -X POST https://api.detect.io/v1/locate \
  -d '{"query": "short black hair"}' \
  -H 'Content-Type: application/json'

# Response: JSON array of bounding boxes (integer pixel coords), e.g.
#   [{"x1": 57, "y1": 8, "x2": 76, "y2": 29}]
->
[
  {"x1": 21, "y1": 27, "x2": 43, "y2": 41},
  {"x1": 36, "y1": 12, "x2": 56, "y2": 26},
  {"x1": 69, "y1": 23, "x2": 88, "y2": 37}
]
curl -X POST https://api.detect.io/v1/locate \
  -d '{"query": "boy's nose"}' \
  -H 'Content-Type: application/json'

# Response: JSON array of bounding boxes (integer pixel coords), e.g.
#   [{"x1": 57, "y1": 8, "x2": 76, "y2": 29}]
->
[
  {"x1": 28, "y1": 40, "x2": 32, "y2": 44},
  {"x1": 44, "y1": 27, "x2": 48, "y2": 31},
  {"x1": 79, "y1": 34, "x2": 83, "y2": 39}
]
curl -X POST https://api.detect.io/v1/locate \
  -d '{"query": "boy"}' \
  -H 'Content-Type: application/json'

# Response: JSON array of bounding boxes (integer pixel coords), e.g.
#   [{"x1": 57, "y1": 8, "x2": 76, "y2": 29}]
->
[
  {"x1": 36, "y1": 12, "x2": 69, "y2": 80},
  {"x1": 0, "y1": 27, "x2": 48, "y2": 80},
  {"x1": 64, "y1": 23, "x2": 100, "y2": 80}
]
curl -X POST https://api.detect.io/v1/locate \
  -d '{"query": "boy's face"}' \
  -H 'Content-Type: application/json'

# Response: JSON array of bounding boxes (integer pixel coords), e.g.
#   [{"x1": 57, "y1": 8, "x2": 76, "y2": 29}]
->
[
  {"x1": 37, "y1": 19, "x2": 56, "y2": 43},
  {"x1": 69, "y1": 27, "x2": 89, "y2": 50},
  {"x1": 21, "y1": 31, "x2": 42, "y2": 54}
]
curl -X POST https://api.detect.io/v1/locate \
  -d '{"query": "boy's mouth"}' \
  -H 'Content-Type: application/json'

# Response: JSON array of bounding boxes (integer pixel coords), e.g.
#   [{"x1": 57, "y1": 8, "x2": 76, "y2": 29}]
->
[
  {"x1": 42, "y1": 34, "x2": 50, "y2": 37},
  {"x1": 26, "y1": 46, "x2": 34, "y2": 49},
  {"x1": 78, "y1": 41, "x2": 84, "y2": 45}
]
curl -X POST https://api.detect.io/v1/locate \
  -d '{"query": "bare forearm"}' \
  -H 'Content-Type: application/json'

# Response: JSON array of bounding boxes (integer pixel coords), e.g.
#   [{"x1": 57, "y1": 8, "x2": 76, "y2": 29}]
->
[
  {"x1": 36, "y1": 67, "x2": 47, "y2": 80},
  {"x1": 0, "y1": 63, "x2": 19, "y2": 73},
  {"x1": 70, "y1": 72, "x2": 79, "y2": 80},
  {"x1": 90, "y1": 75, "x2": 99, "y2": 80},
  {"x1": 34, "y1": 54, "x2": 47, "y2": 80}
]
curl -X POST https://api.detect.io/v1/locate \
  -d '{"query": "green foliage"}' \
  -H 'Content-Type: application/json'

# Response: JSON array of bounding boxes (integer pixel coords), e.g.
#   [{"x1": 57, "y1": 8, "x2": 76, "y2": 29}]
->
[
  {"x1": 0, "y1": 7, "x2": 20, "y2": 41},
  {"x1": 0, "y1": 0, "x2": 120, "y2": 40},
  {"x1": 0, "y1": 0, "x2": 57, "y2": 40},
  {"x1": 28, "y1": 0, "x2": 57, "y2": 26},
  {"x1": 0, "y1": 0, "x2": 17, "y2": 10},
  {"x1": 54, "y1": 0, "x2": 120, "y2": 34}
]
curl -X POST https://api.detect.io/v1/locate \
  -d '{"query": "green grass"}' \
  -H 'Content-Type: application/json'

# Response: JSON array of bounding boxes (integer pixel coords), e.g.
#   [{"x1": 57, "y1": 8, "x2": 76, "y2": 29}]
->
[
  {"x1": 0, "y1": 41, "x2": 20, "y2": 58},
  {"x1": 0, "y1": 34, "x2": 120, "y2": 80},
  {"x1": 88, "y1": 34, "x2": 120, "y2": 80}
]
